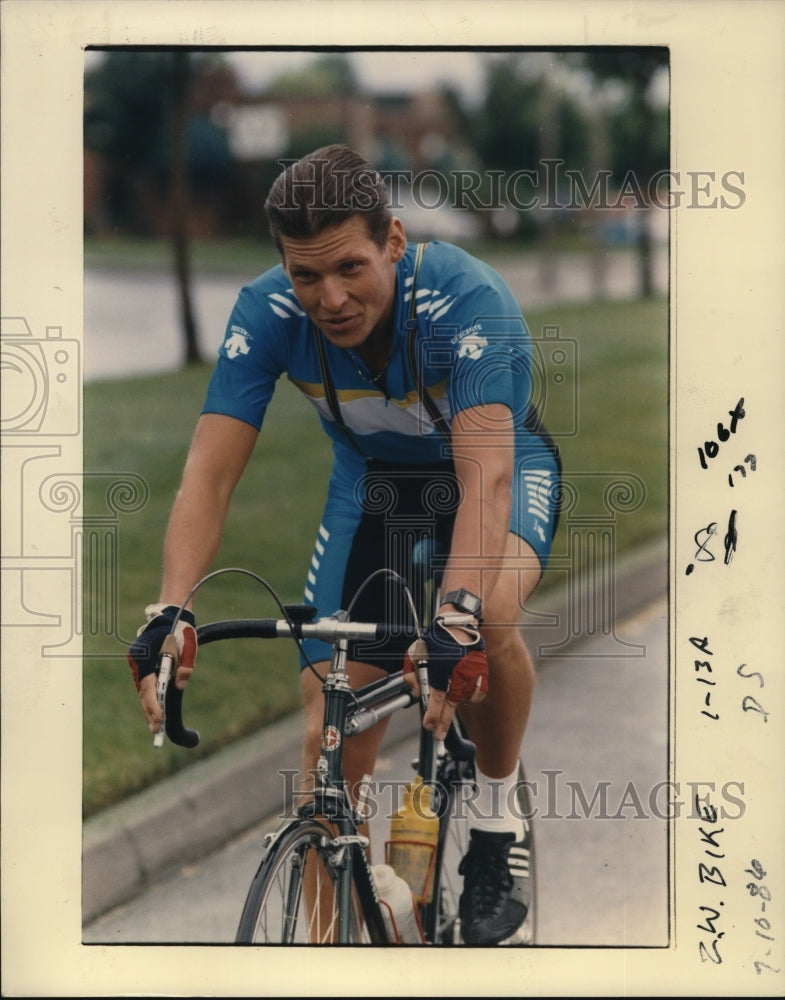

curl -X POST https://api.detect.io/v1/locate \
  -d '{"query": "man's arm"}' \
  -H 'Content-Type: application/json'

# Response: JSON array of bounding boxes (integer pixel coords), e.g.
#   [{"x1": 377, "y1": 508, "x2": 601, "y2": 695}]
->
[
  {"x1": 138, "y1": 412, "x2": 258, "y2": 729},
  {"x1": 438, "y1": 402, "x2": 513, "y2": 609},
  {"x1": 420, "y1": 403, "x2": 513, "y2": 737},
  {"x1": 160, "y1": 413, "x2": 258, "y2": 606}
]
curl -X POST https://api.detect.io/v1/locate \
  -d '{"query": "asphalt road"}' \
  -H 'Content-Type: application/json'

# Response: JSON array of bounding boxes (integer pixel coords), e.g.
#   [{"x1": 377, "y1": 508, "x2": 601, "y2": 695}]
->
[
  {"x1": 83, "y1": 244, "x2": 668, "y2": 382},
  {"x1": 83, "y1": 591, "x2": 669, "y2": 949}
]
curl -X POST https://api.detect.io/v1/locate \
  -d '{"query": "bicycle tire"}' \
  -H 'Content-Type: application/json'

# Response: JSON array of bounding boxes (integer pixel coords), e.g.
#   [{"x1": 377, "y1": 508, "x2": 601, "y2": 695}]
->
[
  {"x1": 235, "y1": 819, "x2": 370, "y2": 945},
  {"x1": 428, "y1": 748, "x2": 537, "y2": 946}
]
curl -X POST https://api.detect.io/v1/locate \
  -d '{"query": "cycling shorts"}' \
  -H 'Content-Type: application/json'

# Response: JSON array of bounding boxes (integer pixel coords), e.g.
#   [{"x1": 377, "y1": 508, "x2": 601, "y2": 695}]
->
[{"x1": 299, "y1": 438, "x2": 561, "y2": 672}]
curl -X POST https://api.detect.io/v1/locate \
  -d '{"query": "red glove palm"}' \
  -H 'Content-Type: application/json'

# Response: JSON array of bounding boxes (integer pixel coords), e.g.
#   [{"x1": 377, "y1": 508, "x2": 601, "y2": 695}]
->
[
  {"x1": 127, "y1": 603, "x2": 197, "y2": 692},
  {"x1": 404, "y1": 615, "x2": 488, "y2": 706}
]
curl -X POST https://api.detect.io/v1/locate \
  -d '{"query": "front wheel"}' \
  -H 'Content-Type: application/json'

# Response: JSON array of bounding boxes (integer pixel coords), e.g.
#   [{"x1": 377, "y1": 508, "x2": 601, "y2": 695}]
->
[{"x1": 236, "y1": 819, "x2": 369, "y2": 944}]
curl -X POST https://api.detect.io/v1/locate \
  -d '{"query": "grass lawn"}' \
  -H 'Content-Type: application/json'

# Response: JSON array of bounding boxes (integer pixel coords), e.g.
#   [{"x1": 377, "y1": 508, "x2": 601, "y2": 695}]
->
[{"x1": 83, "y1": 293, "x2": 668, "y2": 817}]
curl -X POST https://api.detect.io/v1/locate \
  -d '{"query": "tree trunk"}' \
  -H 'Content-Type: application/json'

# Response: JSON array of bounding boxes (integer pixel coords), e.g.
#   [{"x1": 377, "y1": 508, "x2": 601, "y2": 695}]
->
[
  {"x1": 638, "y1": 214, "x2": 653, "y2": 298},
  {"x1": 170, "y1": 51, "x2": 201, "y2": 365},
  {"x1": 637, "y1": 95, "x2": 656, "y2": 299}
]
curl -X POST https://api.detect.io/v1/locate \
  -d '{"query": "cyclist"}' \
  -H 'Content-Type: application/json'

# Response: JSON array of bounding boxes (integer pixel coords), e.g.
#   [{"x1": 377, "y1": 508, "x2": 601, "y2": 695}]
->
[{"x1": 128, "y1": 145, "x2": 560, "y2": 946}]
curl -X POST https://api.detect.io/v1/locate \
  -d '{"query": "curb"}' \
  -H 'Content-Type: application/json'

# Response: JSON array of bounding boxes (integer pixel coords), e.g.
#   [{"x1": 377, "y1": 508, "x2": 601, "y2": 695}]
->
[{"x1": 82, "y1": 536, "x2": 668, "y2": 925}]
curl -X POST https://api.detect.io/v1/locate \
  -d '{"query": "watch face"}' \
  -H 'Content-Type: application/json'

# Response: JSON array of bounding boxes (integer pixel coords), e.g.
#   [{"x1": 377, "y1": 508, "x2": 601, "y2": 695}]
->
[
  {"x1": 463, "y1": 593, "x2": 482, "y2": 614},
  {"x1": 446, "y1": 589, "x2": 482, "y2": 614}
]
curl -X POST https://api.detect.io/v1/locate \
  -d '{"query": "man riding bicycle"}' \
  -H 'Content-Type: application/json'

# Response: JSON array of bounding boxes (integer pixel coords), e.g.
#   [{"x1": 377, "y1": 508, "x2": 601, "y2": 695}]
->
[{"x1": 128, "y1": 145, "x2": 560, "y2": 946}]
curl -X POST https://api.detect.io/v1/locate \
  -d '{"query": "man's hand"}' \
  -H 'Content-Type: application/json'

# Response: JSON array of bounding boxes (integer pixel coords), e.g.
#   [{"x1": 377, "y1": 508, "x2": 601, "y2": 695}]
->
[
  {"x1": 127, "y1": 604, "x2": 197, "y2": 735},
  {"x1": 403, "y1": 615, "x2": 488, "y2": 740}
]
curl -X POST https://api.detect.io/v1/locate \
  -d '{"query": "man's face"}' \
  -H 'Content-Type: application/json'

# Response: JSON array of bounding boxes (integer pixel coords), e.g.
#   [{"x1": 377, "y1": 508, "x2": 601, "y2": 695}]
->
[{"x1": 280, "y1": 215, "x2": 406, "y2": 350}]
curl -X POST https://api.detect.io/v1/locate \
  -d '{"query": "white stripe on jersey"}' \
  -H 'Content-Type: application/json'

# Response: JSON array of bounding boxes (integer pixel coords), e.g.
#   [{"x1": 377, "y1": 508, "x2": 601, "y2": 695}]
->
[
  {"x1": 404, "y1": 281, "x2": 457, "y2": 323},
  {"x1": 267, "y1": 291, "x2": 306, "y2": 319},
  {"x1": 308, "y1": 391, "x2": 450, "y2": 438}
]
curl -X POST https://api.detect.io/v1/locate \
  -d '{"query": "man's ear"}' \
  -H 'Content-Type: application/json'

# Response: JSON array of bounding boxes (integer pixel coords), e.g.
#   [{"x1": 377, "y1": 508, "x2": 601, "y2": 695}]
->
[{"x1": 388, "y1": 217, "x2": 407, "y2": 262}]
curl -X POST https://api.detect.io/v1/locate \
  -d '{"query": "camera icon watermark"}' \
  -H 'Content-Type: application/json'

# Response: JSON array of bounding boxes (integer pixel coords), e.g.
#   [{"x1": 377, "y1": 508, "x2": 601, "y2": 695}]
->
[
  {"x1": 413, "y1": 317, "x2": 578, "y2": 442},
  {"x1": 0, "y1": 316, "x2": 81, "y2": 436},
  {"x1": 529, "y1": 324, "x2": 578, "y2": 438}
]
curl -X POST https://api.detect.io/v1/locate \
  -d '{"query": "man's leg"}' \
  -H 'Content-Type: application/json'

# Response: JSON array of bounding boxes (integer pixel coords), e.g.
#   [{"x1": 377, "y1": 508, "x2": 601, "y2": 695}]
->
[
  {"x1": 458, "y1": 532, "x2": 541, "y2": 778},
  {"x1": 455, "y1": 532, "x2": 541, "y2": 945}
]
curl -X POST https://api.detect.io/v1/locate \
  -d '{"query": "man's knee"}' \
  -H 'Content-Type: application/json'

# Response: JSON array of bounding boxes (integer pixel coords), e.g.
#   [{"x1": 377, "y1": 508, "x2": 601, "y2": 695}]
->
[{"x1": 483, "y1": 622, "x2": 530, "y2": 670}]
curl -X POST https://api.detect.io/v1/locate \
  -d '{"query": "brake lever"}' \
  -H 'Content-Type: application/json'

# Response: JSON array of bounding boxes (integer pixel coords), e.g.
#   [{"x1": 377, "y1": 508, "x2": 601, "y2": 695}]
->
[
  {"x1": 410, "y1": 636, "x2": 430, "y2": 709},
  {"x1": 153, "y1": 633, "x2": 177, "y2": 748}
]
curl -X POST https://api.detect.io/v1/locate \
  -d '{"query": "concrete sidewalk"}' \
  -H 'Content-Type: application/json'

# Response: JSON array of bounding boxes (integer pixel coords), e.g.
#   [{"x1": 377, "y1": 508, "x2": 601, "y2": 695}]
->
[{"x1": 82, "y1": 537, "x2": 668, "y2": 926}]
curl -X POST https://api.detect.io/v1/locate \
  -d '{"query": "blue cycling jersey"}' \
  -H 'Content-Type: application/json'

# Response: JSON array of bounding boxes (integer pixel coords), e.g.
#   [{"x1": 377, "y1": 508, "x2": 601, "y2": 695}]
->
[
  {"x1": 202, "y1": 239, "x2": 560, "y2": 667},
  {"x1": 203, "y1": 240, "x2": 539, "y2": 466}
]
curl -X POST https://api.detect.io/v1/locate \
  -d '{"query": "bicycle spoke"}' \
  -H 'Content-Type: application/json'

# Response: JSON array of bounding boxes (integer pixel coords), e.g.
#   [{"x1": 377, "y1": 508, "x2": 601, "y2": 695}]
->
[{"x1": 236, "y1": 821, "x2": 371, "y2": 944}]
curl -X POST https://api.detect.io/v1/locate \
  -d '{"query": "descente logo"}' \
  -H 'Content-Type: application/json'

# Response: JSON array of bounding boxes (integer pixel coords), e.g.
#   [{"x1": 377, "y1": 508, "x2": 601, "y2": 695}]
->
[
  {"x1": 453, "y1": 323, "x2": 488, "y2": 360},
  {"x1": 224, "y1": 325, "x2": 252, "y2": 358}
]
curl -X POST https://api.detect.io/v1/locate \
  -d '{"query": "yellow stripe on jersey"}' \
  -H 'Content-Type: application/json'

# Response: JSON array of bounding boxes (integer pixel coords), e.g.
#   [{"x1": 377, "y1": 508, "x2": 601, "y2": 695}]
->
[{"x1": 288, "y1": 376, "x2": 448, "y2": 410}]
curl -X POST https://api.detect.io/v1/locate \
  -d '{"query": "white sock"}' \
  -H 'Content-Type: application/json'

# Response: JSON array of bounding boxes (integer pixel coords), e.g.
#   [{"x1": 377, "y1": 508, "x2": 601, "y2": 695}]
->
[{"x1": 469, "y1": 763, "x2": 525, "y2": 840}]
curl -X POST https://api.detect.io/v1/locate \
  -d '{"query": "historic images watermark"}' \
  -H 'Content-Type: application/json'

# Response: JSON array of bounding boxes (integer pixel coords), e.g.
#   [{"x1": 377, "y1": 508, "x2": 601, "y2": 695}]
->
[
  {"x1": 1, "y1": 315, "x2": 88, "y2": 651},
  {"x1": 274, "y1": 157, "x2": 747, "y2": 214},
  {"x1": 1, "y1": 317, "x2": 81, "y2": 436},
  {"x1": 278, "y1": 769, "x2": 746, "y2": 823}
]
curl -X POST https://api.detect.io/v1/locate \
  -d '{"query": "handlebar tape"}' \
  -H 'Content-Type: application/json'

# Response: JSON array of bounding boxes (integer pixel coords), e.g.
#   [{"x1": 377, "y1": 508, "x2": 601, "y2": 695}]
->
[
  {"x1": 197, "y1": 619, "x2": 281, "y2": 644},
  {"x1": 161, "y1": 620, "x2": 282, "y2": 748},
  {"x1": 164, "y1": 681, "x2": 200, "y2": 749}
]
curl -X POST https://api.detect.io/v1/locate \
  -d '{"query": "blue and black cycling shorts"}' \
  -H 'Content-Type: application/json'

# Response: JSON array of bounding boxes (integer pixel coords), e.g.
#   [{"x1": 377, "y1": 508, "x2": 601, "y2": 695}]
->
[{"x1": 300, "y1": 437, "x2": 561, "y2": 672}]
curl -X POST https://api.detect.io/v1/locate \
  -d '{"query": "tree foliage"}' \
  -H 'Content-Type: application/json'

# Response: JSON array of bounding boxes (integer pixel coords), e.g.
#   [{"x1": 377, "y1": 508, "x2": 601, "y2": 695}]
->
[
  {"x1": 577, "y1": 49, "x2": 669, "y2": 295},
  {"x1": 84, "y1": 48, "x2": 669, "y2": 303},
  {"x1": 578, "y1": 49, "x2": 669, "y2": 181},
  {"x1": 85, "y1": 50, "x2": 211, "y2": 362},
  {"x1": 267, "y1": 52, "x2": 359, "y2": 98},
  {"x1": 84, "y1": 51, "x2": 171, "y2": 168}
]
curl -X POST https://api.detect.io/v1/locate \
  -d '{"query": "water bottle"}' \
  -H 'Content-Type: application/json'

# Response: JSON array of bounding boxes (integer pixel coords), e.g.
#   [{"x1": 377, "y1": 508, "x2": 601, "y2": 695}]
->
[
  {"x1": 387, "y1": 775, "x2": 439, "y2": 904},
  {"x1": 372, "y1": 864, "x2": 424, "y2": 944}
]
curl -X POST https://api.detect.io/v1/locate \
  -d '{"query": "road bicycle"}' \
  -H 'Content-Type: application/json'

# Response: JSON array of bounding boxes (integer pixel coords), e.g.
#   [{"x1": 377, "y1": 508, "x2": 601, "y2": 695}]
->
[{"x1": 155, "y1": 548, "x2": 536, "y2": 946}]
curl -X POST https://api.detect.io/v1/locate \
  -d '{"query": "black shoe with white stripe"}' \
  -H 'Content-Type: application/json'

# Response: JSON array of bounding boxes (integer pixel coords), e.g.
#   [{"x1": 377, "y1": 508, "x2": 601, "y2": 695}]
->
[{"x1": 458, "y1": 828, "x2": 530, "y2": 946}]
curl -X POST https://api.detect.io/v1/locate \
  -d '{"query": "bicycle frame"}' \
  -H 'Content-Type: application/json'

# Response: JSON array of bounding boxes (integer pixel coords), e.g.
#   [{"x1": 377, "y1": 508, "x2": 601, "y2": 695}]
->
[
  {"x1": 168, "y1": 612, "x2": 429, "y2": 943},
  {"x1": 299, "y1": 625, "x2": 407, "y2": 944},
  {"x1": 297, "y1": 615, "x2": 476, "y2": 944},
  {"x1": 158, "y1": 559, "x2": 484, "y2": 945}
]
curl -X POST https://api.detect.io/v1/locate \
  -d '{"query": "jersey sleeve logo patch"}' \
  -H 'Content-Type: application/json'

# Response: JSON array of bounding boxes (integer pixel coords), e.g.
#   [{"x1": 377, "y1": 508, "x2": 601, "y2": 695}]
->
[
  {"x1": 224, "y1": 325, "x2": 252, "y2": 359},
  {"x1": 455, "y1": 324, "x2": 488, "y2": 360}
]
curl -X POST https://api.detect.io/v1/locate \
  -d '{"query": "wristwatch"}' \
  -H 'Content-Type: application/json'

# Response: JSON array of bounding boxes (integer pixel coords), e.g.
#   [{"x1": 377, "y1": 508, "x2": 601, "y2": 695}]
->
[{"x1": 442, "y1": 588, "x2": 483, "y2": 618}]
